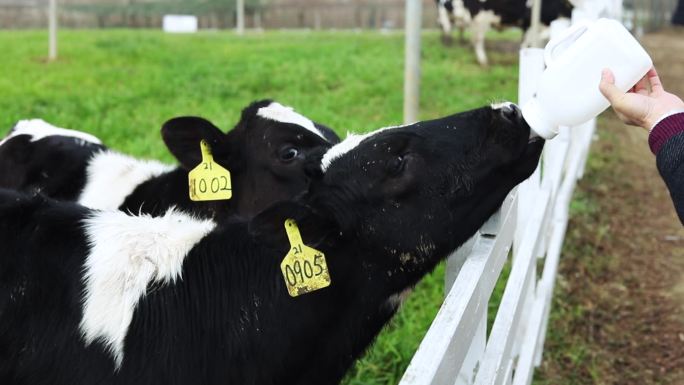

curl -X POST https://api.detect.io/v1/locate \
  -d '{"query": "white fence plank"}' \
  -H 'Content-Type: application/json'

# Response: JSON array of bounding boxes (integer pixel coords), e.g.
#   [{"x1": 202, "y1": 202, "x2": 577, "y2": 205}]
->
[
  {"x1": 455, "y1": 312, "x2": 487, "y2": 385},
  {"x1": 509, "y1": 293, "x2": 547, "y2": 385},
  {"x1": 399, "y1": 197, "x2": 516, "y2": 385},
  {"x1": 473, "y1": 188, "x2": 551, "y2": 385},
  {"x1": 446, "y1": 235, "x2": 477, "y2": 293},
  {"x1": 397, "y1": 4, "x2": 614, "y2": 384},
  {"x1": 515, "y1": 48, "x2": 545, "y2": 254}
]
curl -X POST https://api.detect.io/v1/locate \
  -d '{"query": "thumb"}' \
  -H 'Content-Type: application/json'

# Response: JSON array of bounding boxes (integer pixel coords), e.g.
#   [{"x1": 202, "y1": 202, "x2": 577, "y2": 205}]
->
[{"x1": 599, "y1": 68, "x2": 624, "y2": 104}]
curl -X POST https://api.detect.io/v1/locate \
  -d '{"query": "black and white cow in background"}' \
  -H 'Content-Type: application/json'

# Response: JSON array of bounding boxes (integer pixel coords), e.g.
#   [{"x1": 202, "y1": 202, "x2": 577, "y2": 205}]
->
[
  {"x1": 436, "y1": 0, "x2": 573, "y2": 66},
  {"x1": 0, "y1": 102, "x2": 544, "y2": 384},
  {"x1": 436, "y1": 0, "x2": 472, "y2": 45},
  {"x1": 0, "y1": 100, "x2": 339, "y2": 218}
]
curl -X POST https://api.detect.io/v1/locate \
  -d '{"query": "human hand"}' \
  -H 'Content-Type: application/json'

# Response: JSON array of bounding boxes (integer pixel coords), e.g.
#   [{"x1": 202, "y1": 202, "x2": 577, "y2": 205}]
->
[{"x1": 599, "y1": 67, "x2": 684, "y2": 130}]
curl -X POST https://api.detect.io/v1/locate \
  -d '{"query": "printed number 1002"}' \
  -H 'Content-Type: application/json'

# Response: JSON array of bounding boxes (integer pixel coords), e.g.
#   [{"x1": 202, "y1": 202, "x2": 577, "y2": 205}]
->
[{"x1": 191, "y1": 175, "x2": 230, "y2": 194}]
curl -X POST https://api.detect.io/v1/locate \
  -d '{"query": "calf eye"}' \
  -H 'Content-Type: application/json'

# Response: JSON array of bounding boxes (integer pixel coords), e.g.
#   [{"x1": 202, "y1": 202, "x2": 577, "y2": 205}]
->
[
  {"x1": 279, "y1": 147, "x2": 300, "y2": 161},
  {"x1": 387, "y1": 155, "x2": 406, "y2": 176}
]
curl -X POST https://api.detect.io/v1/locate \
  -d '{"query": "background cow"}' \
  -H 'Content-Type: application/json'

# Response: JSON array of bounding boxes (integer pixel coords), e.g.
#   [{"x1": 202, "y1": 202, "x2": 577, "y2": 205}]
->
[
  {"x1": 436, "y1": 0, "x2": 471, "y2": 45},
  {"x1": 0, "y1": 103, "x2": 543, "y2": 384},
  {"x1": 0, "y1": 100, "x2": 339, "y2": 218},
  {"x1": 436, "y1": 0, "x2": 573, "y2": 66}
]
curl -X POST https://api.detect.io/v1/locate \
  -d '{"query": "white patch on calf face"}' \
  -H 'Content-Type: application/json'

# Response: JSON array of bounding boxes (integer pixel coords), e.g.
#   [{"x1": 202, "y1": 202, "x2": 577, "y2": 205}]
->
[
  {"x1": 257, "y1": 102, "x2": 326, "y2": 140},
  {"x1": 0, "y1": 119, "x2": 102, "y2": 147},
  {"x1": 78, "y1": 150, "x2": 174, "y2": 210},
  {"x1": 490, "y1": 101, "x2": 513, "y2": 110},
  {"x1": 80, "y1": 209, "x2": 216, "y2": 368},
  {"x1": 320, "y1": 125, "x2": 398, "y2": 172}
]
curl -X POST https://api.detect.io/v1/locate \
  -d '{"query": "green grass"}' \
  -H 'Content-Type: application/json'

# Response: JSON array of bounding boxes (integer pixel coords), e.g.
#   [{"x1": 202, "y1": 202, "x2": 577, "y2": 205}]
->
[{"x1": 0, "y1": 29, "x2": 521, "y2": 384}]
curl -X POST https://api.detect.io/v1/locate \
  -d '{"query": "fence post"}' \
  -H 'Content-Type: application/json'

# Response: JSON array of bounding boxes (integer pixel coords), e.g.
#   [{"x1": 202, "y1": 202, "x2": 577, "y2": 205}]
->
[
  {"x1": 403, "y1": 0, "x2": 422, "y2": 124},
  {"x1": 314, "y1": 11, "x2": 322, "y2": 30},
  {"x1": 510, "y1": 47, "x2": 545, "y2": 366},
  {"x1": 48, "y1": 0, "x2": 58, "y2": 61},
  {"x1": 236, "y1": 0, "x2": 245, "y2": 34},
  {"x1": 515, "y1": 48, "x2": 545, "y2": 253},
  {"x1": 528, "y1": 0, "x2": 543, "y2": 47}
]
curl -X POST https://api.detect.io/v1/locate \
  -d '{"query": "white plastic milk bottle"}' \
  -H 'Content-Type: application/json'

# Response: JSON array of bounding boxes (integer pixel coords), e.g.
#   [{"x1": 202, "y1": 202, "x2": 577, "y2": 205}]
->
[{"x1": 522, "y1": 18, "x2": 653, "y2": 139}]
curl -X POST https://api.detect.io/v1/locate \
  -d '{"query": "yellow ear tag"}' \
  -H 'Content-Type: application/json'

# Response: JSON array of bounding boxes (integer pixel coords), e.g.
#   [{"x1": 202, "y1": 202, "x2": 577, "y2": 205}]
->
[
  {"x1": 188, "y1": 140, "x2": 232, "y2": 201},
  {"x1": 280, "y1": 219, "x2": 331, "y2": 297}
]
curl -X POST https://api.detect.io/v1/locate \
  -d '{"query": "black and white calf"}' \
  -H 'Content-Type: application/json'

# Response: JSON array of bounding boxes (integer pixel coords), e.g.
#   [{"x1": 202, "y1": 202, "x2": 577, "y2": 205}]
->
[
  {"x1": 0, "y1": 119, "x2": 106, "y2": 200},
  {"x1": 436, "y1": 0, "x2": 573, "y2": 66},
  {"x1": 0, "y1": 103, "x2": 543, "y2": 385},
  {"x1": 0, "y1": 100, "x2": 339, "y2": 218}
]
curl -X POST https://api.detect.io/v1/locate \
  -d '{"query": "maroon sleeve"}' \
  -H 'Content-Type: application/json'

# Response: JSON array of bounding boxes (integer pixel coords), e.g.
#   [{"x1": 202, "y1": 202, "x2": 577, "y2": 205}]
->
[{"x1": 649, "y1": 112, "x2": 684, "y2": 155}]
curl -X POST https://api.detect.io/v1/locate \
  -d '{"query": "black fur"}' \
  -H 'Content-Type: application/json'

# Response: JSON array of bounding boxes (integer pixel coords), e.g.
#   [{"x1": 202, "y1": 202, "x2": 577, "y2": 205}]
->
[
  {"x1": 461, "y1": 0, "x2": 573, "y2": 29},
  {"x1": 0, "y1": 134, "x2": 105, "y2": 201},
  {"x1": 436, "y1": 0, "x2": 574, "y2": 47},
  {"x1": 0, "y1": 100, "x2": 340, "y2": 219},
  {"x1": 0, "y1": 104, "x2": 543, "y2": 385}
]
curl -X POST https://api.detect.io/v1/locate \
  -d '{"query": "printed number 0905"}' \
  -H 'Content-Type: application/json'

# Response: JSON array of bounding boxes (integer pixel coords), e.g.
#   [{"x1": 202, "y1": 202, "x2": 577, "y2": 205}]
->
[{"x1": 284, "y1": 254, "x2": 325, "y2": 287}]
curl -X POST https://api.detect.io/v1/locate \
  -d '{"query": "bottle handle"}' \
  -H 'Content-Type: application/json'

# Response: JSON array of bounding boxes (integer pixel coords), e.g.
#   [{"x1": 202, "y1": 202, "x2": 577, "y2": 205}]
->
[{"x1": 544, "y1": 21, "x2": 590, "y2": 68}]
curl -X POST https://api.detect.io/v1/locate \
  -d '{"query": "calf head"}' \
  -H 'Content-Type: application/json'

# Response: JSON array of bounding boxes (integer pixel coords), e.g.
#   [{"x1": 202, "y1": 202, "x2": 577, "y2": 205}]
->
[
  {"x1": 255, "y1": 103, "x2": 543, "y2": 294},
  {"x1": 162, "y1": 100, "x2": 339, "y2": 217},
  {"x1": 0, "y1": 120, "x2": 105, "y2": 200}
]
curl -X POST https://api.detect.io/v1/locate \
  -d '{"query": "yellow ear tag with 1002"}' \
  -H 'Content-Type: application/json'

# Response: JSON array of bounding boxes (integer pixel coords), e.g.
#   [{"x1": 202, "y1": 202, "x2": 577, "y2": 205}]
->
[
  {"x1": 188, "y1": 140, "x2": 232, "y2": 201},
  {"x1": 280, "y1": 219, "x2": 331, "y2": 297}
]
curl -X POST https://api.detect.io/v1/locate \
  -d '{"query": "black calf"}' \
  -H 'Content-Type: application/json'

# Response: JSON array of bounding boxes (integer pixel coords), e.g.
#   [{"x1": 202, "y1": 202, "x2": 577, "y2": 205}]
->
[{"x1": 0, "y1": 103, "x2": 543, "y2": 385}]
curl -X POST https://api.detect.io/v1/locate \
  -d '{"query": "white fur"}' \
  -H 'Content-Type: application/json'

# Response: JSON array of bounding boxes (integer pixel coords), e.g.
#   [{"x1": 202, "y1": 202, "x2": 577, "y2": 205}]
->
[
  {"x1": 80, "y1": 209, "x2": 216, "y2": 368},
  {"x1": 438, "y1": 5, "x2": 453, "y2": 33},
  {"x1": 78, "y1": 150, "x2": 175, "y2": 211},
  {"x1": 452, "y1": 0, "x2": 472, "y2": 27},
  {"x1": 0, "y1": 119, "x2": 102, "y2": 147},
  {"x1": 257, "y1": 102, "x2": 326, "y2": 140},
  {"x1": 470, "y1": 10, "x2": 501, "y2": 66},
  {"x1": 490, "y1": 101, "x2": 514, "y2": 110},
  {"x1": 320, "y1": 125, "x2": 398, "y2": 172}
]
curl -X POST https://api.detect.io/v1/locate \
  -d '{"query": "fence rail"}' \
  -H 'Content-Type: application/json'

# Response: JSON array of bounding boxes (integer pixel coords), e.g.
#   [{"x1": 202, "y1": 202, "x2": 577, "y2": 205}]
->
[{"x1": 397, "y1": 2, "x2": 627, "y2": 384}]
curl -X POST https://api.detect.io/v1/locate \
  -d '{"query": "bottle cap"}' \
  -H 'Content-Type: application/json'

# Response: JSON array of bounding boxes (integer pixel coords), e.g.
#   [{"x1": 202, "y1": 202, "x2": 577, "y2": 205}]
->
[{"x1": 522, "y1": 99, "x2": 559, "y2": 140}]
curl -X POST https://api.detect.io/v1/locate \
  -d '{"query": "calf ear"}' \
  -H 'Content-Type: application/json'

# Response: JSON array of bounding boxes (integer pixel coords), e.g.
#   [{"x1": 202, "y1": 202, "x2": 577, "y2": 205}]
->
[
  {"x1": 249, "y1": 201, "x2": 336, "y2": 249},
  {"x1": 314, "y1": 122, "x2": 341, "y2": 144},
  {"x1": 161, "y1": 117, "x2": 225, "y2": 169}
]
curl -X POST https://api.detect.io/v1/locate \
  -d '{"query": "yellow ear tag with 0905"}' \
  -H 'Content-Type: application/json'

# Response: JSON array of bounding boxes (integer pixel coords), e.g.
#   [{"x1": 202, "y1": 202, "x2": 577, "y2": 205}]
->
[
  {"x1": 188, "y1": 140, "x2": 232, "y2": 201},
  {"x1": 280, "y1": 219, "x2": 331, "y2": 297}
]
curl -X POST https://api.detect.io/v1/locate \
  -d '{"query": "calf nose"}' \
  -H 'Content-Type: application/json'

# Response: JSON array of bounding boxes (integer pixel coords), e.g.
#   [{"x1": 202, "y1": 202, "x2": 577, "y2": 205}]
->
[{"x1": 500, "y1": 103, "x2": 522, "y2": 122}]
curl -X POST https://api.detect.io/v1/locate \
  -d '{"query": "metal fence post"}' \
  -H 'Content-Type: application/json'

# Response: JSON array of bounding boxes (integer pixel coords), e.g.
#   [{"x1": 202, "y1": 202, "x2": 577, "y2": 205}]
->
[
  {"x1": 236, "y1": 0, "x2": 245, "y2": 34},
  {"x1": 528, "y1": 0, "x2": 543, "y2": 48},
  {"x1": 48, "y1": 0, "x2": 58, "y2": 61},
  {"x1": 403, "y1": 0, "x2": 422, "y2": 124}
]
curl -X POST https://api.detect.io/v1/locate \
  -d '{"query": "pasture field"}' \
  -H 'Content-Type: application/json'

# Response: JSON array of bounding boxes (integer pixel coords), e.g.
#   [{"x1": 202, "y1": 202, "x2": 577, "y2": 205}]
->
[{"x1": 0, "y1": 29, "x2": 521, "y2": 384}]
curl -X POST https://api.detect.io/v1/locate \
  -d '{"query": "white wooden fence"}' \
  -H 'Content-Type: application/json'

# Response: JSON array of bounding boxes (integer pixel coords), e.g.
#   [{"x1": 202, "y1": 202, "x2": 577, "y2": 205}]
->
[{"x1": 398, "y1": 2, "x2": 623, "y2": 384}]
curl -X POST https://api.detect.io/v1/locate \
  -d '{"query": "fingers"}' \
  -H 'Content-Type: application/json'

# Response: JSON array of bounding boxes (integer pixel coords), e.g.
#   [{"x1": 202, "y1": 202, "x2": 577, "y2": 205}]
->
[
  {"x1": 599, "y1": 68, "x2": 625, "y2": 103},
  {"x1": 646, "y1": 67, "x2": 665, "y2": 94},
  {"x1": 633, "y1": 75, "x2": 650, "y2": 95}
]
